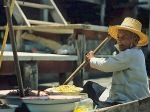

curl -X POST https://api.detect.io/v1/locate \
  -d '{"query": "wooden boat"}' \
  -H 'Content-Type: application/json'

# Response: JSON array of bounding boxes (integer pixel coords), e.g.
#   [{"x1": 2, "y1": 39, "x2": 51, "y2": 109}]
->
[
  {"x1": 90, "y1": 96, "x2": 150, "y2": 112},
  {"x1": 90, "y1": 80, "x2": 150, "y2": 112},
  {"x1": 0, "y1": 89, "x2": 150, "y2": 112}
]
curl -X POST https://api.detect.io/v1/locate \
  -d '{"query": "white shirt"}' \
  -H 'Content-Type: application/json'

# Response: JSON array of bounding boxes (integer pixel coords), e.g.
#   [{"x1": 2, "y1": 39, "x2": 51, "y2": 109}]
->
[{"x1": 90, "y1": 47, "x2": 150, "y2": 103}]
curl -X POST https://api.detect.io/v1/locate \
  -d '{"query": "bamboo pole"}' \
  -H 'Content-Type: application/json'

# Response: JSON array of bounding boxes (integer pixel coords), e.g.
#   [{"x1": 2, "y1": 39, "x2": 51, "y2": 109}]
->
[
  {"x1": 0, "y1": 0, "x2": 15, "y2": 68},
  {"x1": 4, "y1": 0, "x2": 24, "y2": 97}
]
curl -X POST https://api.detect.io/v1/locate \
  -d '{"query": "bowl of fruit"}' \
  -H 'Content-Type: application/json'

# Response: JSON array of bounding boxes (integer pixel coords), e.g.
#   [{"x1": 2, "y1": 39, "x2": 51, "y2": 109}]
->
[
  {"x1": 0, "y1": 103, "x2": 18, "y2": 112},
  {"x1": 0, "y1": 87, "x2": 47, "y2": 107}
]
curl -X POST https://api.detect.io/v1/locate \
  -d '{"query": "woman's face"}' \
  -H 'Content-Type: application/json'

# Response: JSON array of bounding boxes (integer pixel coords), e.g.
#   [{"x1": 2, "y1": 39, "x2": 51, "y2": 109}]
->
[{"x1": 116, "y1": 29, "x2": 139, "y2": 51}]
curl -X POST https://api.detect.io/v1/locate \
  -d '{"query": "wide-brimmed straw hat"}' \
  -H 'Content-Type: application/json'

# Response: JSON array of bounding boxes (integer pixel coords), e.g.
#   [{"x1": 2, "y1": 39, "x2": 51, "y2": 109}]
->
[{"x1": 108, "y1": 17, "x2": 149, "y2": 46}]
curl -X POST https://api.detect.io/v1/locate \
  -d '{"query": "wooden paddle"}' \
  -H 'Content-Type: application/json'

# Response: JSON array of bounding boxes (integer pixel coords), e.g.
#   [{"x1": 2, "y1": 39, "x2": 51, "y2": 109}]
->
[{"x1": 63, "y1": 36, "x2": 112, "y2": 85}]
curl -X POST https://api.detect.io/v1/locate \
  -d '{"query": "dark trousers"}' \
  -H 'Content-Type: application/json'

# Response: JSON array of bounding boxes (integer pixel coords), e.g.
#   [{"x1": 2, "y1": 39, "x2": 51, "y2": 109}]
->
[
  {"x1": 15, "y1": 103, "x2": 30, "y2": 112},
  {"x1": 82, "y1": 81, "x2": 120, "y2": 108}
]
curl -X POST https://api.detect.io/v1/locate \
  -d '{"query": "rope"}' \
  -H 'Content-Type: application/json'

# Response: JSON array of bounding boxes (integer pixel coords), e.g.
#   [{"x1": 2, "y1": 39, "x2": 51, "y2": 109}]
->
[{"x1": 0, "y1": 0, "x2": 15, "y2": 68}]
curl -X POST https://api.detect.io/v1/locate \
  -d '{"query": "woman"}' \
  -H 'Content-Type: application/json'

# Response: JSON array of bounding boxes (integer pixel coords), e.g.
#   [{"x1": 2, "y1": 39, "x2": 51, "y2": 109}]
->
[{"x1": 83, "y1": 17, "x2": 150, "y2": 108}]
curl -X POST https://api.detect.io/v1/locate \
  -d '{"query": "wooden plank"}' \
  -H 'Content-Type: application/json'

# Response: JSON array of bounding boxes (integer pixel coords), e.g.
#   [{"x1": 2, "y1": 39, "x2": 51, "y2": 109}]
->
[
  {"x1": 21, "y1": 32, "x2": 62, "y2": 50},
  {"x1": 84, "y1": 25, "x2": 108, "y2": 32},
  {"x1": 28, "y1": 19, "x2": 64, "y2": 25},
  {"x1": 0, "y1": 24, "x2": 108, "y2": 33},
  {"x1": 93, "y1": 100, "x2": 139, "y2": 112},
  {"x1": 17, "y1": 1, "x2": 54, "y2": 9},
  {"x1": 13, "y1": 1, "x2": 31, "y2": 26},
  {"x1": 73, "y1": 34, "x2": 86, "y2": 87},
  {"x1": 49, "y1": 0, "x2": 68, "y2": 25},
  {"x1": 22, "y1": 61, "x2": 38, "y2": 89},
  {"x1": 91, "y1": 97, "x2": 150, "y2": 112},
  {"x1": 31, "y1": 28, "x2": 74, "y2": 34},
  {"x1": 16, "y1": 30, "x2": 24, "y2": 51},
  {"x1": 1, "y1": 51, "x2": 78, "y2": 61}
]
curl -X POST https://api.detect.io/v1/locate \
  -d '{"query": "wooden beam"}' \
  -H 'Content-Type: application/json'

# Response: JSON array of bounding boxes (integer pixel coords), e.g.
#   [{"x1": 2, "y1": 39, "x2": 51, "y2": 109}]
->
[
  {"x1": 22, "y1": 61, "x2": 38, "y2": 89},
  {"x1": 17, "y1": 1, "x2": 54, "y2": 9},
  {"x1": 16, "y1": 30, "x2": 24, "y2": 51},
  {"x1": 93, "y1": 100, "x2": 139, "y2": 112},
  {"x1": 21, "y1": 32, "x2": 62, "y2": 50},
  {"x1": 0, "y1": 24, "x2": 108, "y2": 33},
  {"x1": 49, "y1": 0, "x2": 68, "y2": 25},
  {"x1": 73, "y1": 34, "x2": 86, "y2": 87},
  {"x1": 13, "y1": 1, "x2": 31, "y2": 26},
  {"x1": 1, "y1": 51, "x2": 78, "y2": 61},
  {"x1": 28, "y1": 19, "x2": 63, "y2": 25}
]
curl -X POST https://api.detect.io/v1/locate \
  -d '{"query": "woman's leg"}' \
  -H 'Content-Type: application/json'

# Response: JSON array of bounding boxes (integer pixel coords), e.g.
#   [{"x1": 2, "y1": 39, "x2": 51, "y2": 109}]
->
[
  {"x1": 82, "y1": 81, "x2": 121, "y2": 109},
  {"x1": 82, "y1": 81, "x2": 106, "y2": 105}
]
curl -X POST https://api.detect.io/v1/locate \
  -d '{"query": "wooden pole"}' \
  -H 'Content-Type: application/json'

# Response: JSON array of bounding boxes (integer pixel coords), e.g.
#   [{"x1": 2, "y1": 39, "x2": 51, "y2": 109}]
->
[
  {"x1": 4, "y1": 0, "x2": 24, "y2": 97},
  {"x1": 0, "y1": 0, "x2": 15, "y2": 68},
  {"x1": 63, "y1": 36, "x2": 112, "y2": 85}
]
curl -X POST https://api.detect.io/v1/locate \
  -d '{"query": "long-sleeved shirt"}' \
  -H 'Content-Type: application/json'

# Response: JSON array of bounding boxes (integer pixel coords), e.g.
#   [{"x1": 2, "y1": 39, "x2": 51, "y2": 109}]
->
[{"x1": 90, "y1": 47, "x2": 150, "y2": 103}]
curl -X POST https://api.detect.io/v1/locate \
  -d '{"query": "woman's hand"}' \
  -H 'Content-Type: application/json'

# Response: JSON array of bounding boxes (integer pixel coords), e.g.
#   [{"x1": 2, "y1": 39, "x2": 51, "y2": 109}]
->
[{"x1": 86, "y1": 51, "x2": 94, "y2": 61}]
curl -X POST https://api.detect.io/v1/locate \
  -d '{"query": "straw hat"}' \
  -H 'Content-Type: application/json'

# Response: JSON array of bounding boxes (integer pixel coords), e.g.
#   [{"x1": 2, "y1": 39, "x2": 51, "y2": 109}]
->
[{"x1": 108, "y1": 17, "x2": 149, "y2": 46}]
